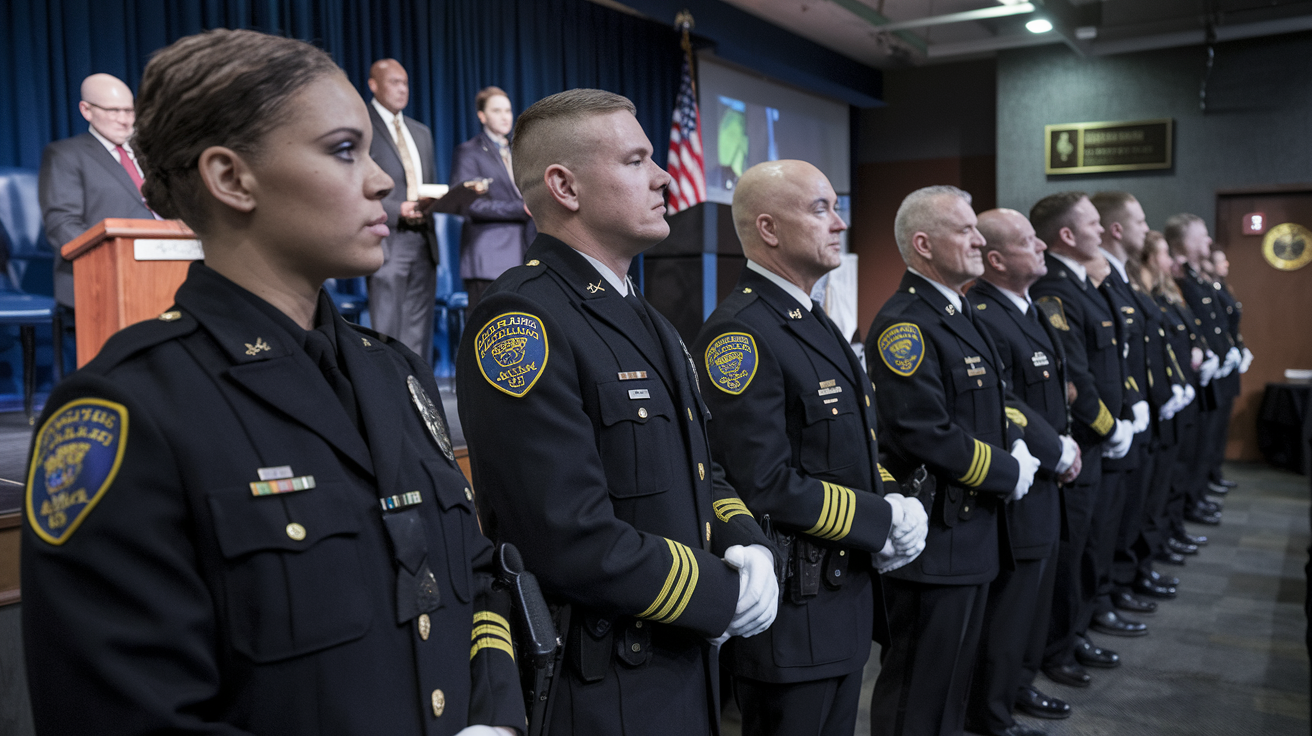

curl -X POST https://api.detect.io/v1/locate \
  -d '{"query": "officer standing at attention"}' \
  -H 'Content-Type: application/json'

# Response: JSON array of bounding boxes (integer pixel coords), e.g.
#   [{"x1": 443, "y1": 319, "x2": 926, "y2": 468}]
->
[
  {"x1": 694, "y1": 160, "x2": 927, "y2": 736},
  {"x1": 1028, "y1": 192, "x2": 1134, "y2": 689},
  {"x1": 966, "y1": 209, "x2": 1082, "y2": 736},
  {"x1": 456, "y1": 89, "x2": 779, "y2": 736},
  {"x1": 21, "y1": 29, "x2": 523, "y2": 736},
  {"x1": 866, "y1": 186, "x2": 1040, "y2": 736}
]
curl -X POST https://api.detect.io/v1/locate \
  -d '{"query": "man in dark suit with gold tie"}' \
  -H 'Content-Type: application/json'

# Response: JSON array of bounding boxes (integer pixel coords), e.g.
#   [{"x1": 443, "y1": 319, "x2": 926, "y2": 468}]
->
[
  {"x1": 39, "y1": 73, "x2": 155, "y2": 308},
  {"x1": 366, "y1": 58, "x2": 438, "y2": 363}
]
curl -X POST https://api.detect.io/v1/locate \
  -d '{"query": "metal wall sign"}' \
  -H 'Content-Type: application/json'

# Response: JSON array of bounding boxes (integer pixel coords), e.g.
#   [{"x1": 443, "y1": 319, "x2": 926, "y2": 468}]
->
[
  {"x1": 1045, "y1": 118, "x2": 1173, "y2": 175},
  {"x1": 1262, "y1": 222, "x2": 1312, "y2": 271}
]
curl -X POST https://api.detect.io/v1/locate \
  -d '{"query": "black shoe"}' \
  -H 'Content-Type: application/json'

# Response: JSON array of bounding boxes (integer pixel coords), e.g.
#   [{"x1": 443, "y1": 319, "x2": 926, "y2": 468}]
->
[
  {"x1": 1154, "y1": 550, "x2": 1187, "y2": 565},
  {"x1": 1206, "y1": 482, "x2": 1229, "y2": 496},
  {"x1": 1167, "y1": 537, "x2": 1199, "y2": 555},
  {"x1": 1075, "y1": 636, "x2": 1121, "y2": 668},
  {"x1": 1199, "y1": 498, "x2": 1223, "y2": 513},
  {"x1": 1042, "y1": 662, "x2": 1091, "y2": 688},
  {"x1": 1089, "y1": 609, "x2": 1148, "y2": 637},
  {"x1": 1185, "y1": 508, "x2": 1221, "y2": 526},
  {"x1": 1113, "y1": 590, "x2": 1157, "y2": 613},
  {"x1": 1180, "y1": 533, "x2": 1208, "y2": 547},
  {"x1": 1014, "y1": 685, "x2": 1072, "y2": 720},
  {"x1": 1000, "y1": 724, "x2": 1047, "y2": 736},
  {"x1": 1148, "y1": 569, "x2": 1181, "y2": 586},
  {"x1": 1133, "y1": 574, "x2": 1178, "y2": 599}
]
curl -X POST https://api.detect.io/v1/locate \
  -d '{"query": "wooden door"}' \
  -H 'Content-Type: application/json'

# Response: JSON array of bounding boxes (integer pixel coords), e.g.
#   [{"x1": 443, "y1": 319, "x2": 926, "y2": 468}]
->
[{"x1": 1215, "y1": 188, "x2": 1312, "y2": 461}]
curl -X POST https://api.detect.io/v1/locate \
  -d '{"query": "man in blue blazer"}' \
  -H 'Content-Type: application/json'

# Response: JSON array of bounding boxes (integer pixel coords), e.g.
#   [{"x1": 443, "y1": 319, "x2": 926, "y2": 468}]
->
[
  {"x1": 366, "y1": 59, "x2": 438, "y2": 363},
  {"x1": 451, "y1": 86, "x2": 535, "y2": 312},
  {"x1": 40, "y1": 73, "x2": 155, "y2": 307}
]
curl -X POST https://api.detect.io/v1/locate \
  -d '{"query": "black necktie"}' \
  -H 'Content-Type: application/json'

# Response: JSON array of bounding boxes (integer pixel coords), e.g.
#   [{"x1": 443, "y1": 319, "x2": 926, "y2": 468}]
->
[
  {"x1": 304, "y1": 327, "x2": 360, "y2": 430},
  {"x1": 1025, "y1": 302, "x2": 1041, "y2": 325},
  {"x1": 625, "y1": 289, "x2": 663, "y2": 350}
]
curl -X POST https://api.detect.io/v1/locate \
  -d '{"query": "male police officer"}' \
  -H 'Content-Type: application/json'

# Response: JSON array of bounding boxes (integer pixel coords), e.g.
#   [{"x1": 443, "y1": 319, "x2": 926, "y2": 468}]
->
[
  {"x1": 866, "y1": 186, "x2": 1040, "y2": 736},
  {"x1": 456, "y1": 89, "x2": 778, "y2": 736},
  {"x1": 695, "y1": 160, "x2": 927, "y2": 736},
  {"x1": 967, "y1": 209, "x2": 1081, "y2": 735}
]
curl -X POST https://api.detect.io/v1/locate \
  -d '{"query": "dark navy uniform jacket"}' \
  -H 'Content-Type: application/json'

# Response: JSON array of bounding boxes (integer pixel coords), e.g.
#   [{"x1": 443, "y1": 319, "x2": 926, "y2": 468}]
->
[
  {"x1": 1099, "y1": 265, "x2": 1147, "y2": 471},
  {"x1": 866, "y1": 271, "x2": 1021, "y2": 586},
  {"x1": 694, "y1": 267, "x2": 893, "y2": 684},
  {"x1": 1031, "y1": 253, "x2": 1125, "y2": 451},
  {"x1": 456, "y1": 234, "x2": 768, "y2": 736},
  {"x1": 22, "y1": 263, "x2": 523, "y2": 736},
  {"x1": 1178, "y1": 263, "x2": 1239, "y2": 401},
  {"x1": 968, "y1": 279, "x2": 1068, "y2": 560}
]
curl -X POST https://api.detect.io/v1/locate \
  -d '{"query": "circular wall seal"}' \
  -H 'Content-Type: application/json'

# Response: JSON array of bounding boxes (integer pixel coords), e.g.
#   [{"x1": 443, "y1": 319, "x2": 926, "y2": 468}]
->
[{"x1": 1262, "y1": 222, "x2": 1312, "y2": 271}]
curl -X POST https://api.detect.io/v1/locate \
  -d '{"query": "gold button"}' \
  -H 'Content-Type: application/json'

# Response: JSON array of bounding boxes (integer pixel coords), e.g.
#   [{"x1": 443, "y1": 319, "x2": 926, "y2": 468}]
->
[
  {"x1": 743, "y1": 288, "x2": 752, "y2": 293},
  {"x1": 634, "y1": 620, "x2": 643, "y2": 628},
  {"x1": 698, "y1": 463, "x2": 705, "y2": 480},
  {"x1": 526, "y1": 259, "x2": 540, "y2": 266},
  {"x1": 285, "y1": 523, "x2": 306, "y2": 541},
  {"x1": 638, "y1": 407, "x2": 648, "y2": 419},
  {"x1": 1043, "y1": 371, "x2": 1050, "y2": 378},
  {"x1": 158, "y1": 310, "x2": 181, "y2": 321},
  {"x1": 431, "y1": 689, "x2": 446, "y2": 717},
  {"x1": 1112, "y1": 338, "x2": 1117, "y2": 345},
  {"x1": 464, "y1": 487, "x2": 473, "y2": 502},
  {"x1": 909, "y1": 287, "x2": 916, "y2": 294},
  {"x1": 870, "y1": 429, "x2": 876, "y2": 441},
  {"x1": 865, "y1": 395, "x2": 870, "y2": 407},
  {"x1": 977, "y1": 379, "x2": 983, "y2": 387},
  {"x1": 418, "y1": 613, "x2": 431, "y2": 641},
  {"x1": 969, "y1": 490, "x2": 977, "y2": 496},
  {"x1": 963, "y1": 505, "x2": 971, "y2": 512},
  {"x1": 831, "y1": 408, "x2": 838, "y2": 415},
  {"x1": 631, "y1": 643, "x2": 642, "y2": 653},
  {"x1": 839, "y1": 550, "x2": 846, "y2": 556}
]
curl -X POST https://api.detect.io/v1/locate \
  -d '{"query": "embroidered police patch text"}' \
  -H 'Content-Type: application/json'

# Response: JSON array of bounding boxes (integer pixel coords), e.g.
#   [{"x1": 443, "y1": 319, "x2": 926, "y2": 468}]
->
[
  {"x1": 27, "y1": 398, "x2": 129, "y2": 545},
  {"x1": 705, "y1": 332, "x2": 758, "y2": 395},
  {"x1": 475, "y1": 313, "x2": 549, "y2": 397}
]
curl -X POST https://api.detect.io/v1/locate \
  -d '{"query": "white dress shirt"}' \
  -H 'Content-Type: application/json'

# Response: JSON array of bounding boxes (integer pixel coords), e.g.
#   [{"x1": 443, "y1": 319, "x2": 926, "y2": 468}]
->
[
  {"x1": 371, "y1": 99, "x2": 424, "y2": 193},
  {"x1": 908, "y1": 267, "x2": 963, "y2": 312},
  {"x1": 88, "y1": 125, "x2": 143, "y2": 178},
  {"x1": 746, "y1": 259, "x2": 813, "y2": 310}
]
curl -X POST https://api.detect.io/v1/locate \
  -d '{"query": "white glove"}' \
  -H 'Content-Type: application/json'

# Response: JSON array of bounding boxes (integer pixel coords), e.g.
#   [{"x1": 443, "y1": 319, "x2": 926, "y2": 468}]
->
[
  {"x1": 882, "y1": 492, "x2": 928, "y2": 556},
  {"x1": 721, "y1": 544, "x2": 779, "y2": 639},
  {"x1": 1218, "y1": 347, "x2": 1241, "y2": 377},
  {"x1": 455, "y1": 728, "x2": 517, "y2": 736},
  {"x1": 1009, "y1": 440, "x2": 1040, "y2": 501},
  {"x1": 1240, "y1": 347, "x2": 1254, "y2": 373},
  {"x1": 1159, "y1": 384, "x2": 1186, "y2": 421},
  {"x1": 1198, "y1": 352, "x2": 1220, "y2": 386},
  {"x1": 1182, "y1": 382, "x2": 1196, "y2": 405},
  {"x1": 1055, "y1": 434, "x2": 1080, "y2": 475},
  {"x1": 1102, "y1": 419, "x2": 1134, "y2": 459},
  {"x1": 1131, "y1": 400, "x2": 1150, "y2": 434}
]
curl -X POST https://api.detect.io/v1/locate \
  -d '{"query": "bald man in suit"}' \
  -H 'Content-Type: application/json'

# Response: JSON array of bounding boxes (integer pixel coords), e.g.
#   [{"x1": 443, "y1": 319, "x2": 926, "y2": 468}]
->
[
  {"x1": 366, "y1": 58, "x2": 438, "y2": 363},
  {"x1": 40, "y1": 73, "x2": 154, "y2": 307}
]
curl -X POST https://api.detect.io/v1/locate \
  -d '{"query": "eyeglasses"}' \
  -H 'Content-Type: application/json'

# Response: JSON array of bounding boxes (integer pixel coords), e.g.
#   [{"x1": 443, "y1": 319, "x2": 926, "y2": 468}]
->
[{"x1": 83, "y1": 101, "x2": 135, "y2": 117}]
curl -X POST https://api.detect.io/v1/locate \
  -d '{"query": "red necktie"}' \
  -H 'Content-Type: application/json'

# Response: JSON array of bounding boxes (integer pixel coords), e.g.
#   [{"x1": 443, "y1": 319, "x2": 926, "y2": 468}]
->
[{"x1": 115, "y1": 145, "x2": 144, "y2": 192}]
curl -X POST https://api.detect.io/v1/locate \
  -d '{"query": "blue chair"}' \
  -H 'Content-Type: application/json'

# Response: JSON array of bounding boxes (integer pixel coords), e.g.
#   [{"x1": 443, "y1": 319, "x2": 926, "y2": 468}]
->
[
  {"x1": 432, "y1": 213, "x2": 467, "y2": 377},
  {"x1": 0, "y1": 167, "x2": 61, "y2": 421},
  {"x1": 325, "y1": 276, "x2": 368, "y2": 324}
]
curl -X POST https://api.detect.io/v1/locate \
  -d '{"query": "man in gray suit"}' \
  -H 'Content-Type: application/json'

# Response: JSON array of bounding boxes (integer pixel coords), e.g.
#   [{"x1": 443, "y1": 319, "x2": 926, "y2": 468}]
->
[
  {"x1": 367, "y1": 58, "x2": 438, "y2": 363},
  {"x1": 39, "y1": 73, "x2": 154, "y2": 307},
  {"x1": 450, "y1": 86, "x2": 535, "y2": 312}
]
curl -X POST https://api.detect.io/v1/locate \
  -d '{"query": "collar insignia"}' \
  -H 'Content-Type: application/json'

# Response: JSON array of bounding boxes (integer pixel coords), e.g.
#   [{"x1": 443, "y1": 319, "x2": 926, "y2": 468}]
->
[{"x1": 244, "y1": 337, "x2": 271, "y2": 356}]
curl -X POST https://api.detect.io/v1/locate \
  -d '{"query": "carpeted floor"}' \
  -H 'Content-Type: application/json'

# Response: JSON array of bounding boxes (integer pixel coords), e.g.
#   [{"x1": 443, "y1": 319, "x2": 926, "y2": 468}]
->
[{"x1": 1, "y1": 405, "x2": 1308, "y2": 734}]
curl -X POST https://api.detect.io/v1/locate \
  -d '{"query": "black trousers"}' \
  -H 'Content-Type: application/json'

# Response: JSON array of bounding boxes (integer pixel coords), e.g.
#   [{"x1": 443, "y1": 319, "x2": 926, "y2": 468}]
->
[
  {"x1": 870, "y1": 579, "x2": 990, "y2": 736},
  {"x1": 1175, "y1": 409, "x2": 1213, "y2": 515},
  {"x1": 967, "y1": 553, "x2": 1052, "y2": 736},
  {"x1": 1045, "y1": 447, "x2": 1101, "y2": 667},
  {"x1": 736, "y1": 670, "x2": 863, "y2": 736},
  {"x1": 1205, "y1": 393, "x2": 1235, "y2": 484},
  {"x1": 1112, "y1": 444, "x2": 1156, "y2": 590},
  {"x1": 1087, "y1": 464, "x2": 1128, "y2": 621},
  {"x1": 1019, "y1": 547, "x2": 1059, "y2": 689},
  {"x1": 1135, "y1": 441, "x2": 1181, "y2": 576}
]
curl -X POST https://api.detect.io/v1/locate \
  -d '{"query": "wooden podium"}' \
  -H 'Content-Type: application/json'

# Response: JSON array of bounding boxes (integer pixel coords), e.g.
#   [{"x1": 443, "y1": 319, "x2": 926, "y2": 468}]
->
[{"x1": 61, "y1": 218, "x2": 200, "y2": 367}]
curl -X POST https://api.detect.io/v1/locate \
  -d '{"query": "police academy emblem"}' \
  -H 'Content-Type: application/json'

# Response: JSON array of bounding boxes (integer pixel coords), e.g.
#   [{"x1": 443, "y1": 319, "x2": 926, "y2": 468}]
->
[
  {"x1": 877, "y1": 323, "x2": 925, "y2": 377},
  {"x1": 705, "y1": 332, "x2": 758, "y2": 395},
  {"x1": 476, "y1": 312, "x2": 549, "y2": 397},
  {"x1": 26, "y1": 398, "x2": 128, "y2": 545}
]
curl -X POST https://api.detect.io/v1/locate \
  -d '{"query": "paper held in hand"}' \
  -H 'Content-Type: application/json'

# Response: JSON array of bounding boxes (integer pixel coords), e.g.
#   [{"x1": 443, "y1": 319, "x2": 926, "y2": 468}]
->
[{"x1": 418, "y1": 178, "x2": 492, "y2": 214}]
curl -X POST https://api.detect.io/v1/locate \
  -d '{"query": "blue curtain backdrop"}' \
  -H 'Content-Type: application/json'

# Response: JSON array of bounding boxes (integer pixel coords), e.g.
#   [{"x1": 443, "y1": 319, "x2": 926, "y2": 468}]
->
[{"x1": 0, "y1": 0, "x2": 682, "y2": 179}]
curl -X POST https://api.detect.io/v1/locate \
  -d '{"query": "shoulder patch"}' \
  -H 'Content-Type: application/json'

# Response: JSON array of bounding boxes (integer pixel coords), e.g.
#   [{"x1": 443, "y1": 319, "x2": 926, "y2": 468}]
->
[
  {"x1": 705, "y1": 332, "x2": 758, "y2": 395},
  {"x1": 474, "y1": 312, "x2": 549, "y2": 397},
  {"x1": 877, "y1": 323, "x2": 925, "y2": 377},
  {"x1": 1005, "y1": 406, "x2": 1028, "y2": 427},
  {"x1": 1036, "y1": 296, "x2": 1070, "y2": 331},
  {"x1": 26, "y1": 398, "x2": 129, "y2": 545}
]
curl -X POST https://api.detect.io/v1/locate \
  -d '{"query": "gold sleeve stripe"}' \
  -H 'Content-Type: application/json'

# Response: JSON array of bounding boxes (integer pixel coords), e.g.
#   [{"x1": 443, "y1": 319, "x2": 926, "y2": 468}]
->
[
  {"x1": 638, "y1": 539, "x2": 700, "y2": 625},
  {"x1": 1005, "y1": 407, "x2": 1028, "y2": 428},
  {"x1": 879, "y1": 465, "x2": 896, "y2": 483},
  {"x1": 958, "y1": 439, "x2": 992, "y2": 488},
  {"x1": 471, "y1": 637, "x2": 516, "y2": 660},
  {"x1": 713, "y1": 498, "x2": 754, "y2": 522},
  {"x1": 805, "y1": 482, "x2": 856, "y2": 541},
  {"x1": 1092, "y1": 401, "x2": 1115, "y2": 436},
  {"x1": 1125, "y1": 376, "x2": 1140, "y2": 392},
  {"x1": 474, "y1": 611, "x2": 511, "y2": 631},
  {"x1": 472, "y1": 623, "x2": 513, "y2": 642}
]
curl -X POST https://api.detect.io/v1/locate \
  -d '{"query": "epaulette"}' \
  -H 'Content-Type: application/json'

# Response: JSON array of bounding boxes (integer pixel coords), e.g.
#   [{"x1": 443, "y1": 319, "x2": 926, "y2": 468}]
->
[
  {"x1": 719, "y1": 285, "x2": 761, "y2": 317},
  {"x1": 82, "y1": 309, "x2": 200, "y2": 374}
]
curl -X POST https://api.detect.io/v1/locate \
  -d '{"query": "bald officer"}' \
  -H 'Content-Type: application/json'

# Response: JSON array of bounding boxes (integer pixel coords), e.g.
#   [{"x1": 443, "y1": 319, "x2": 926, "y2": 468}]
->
[
  {"x1": 694, "y1": 160, "x2": 927, "y2": 736},
  {"x1": 40, "y1": 73, "x2": 155, "y2": 307},
  {"x1": 456, "y1": 89, "x2": 778, "y2": 736},
  {"x1": 865, "y1": 186, "x2": 1039, "y2": 736}
]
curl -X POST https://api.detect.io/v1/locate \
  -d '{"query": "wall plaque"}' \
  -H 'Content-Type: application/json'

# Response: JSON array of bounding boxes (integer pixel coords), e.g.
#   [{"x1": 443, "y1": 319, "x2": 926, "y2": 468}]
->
[
  {"x1": 1262, "y1": 222, "x2": 1312, "y2": 271},
  {"x1": 1045, "y1": 118, "x2": 1172, "y2": 175}
]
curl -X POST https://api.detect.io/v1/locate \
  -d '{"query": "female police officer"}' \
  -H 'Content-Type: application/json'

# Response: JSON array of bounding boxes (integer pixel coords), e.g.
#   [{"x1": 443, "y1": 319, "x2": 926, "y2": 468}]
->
[{"x1": 21, "y1": 29, "x2": 523, "y2": 736}]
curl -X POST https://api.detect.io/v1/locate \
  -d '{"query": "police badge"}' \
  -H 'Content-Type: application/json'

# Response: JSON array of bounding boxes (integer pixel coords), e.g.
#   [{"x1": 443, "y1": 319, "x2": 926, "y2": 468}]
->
[{"x1": 407, "y1": 375, "x2": 455, "y2": 462}]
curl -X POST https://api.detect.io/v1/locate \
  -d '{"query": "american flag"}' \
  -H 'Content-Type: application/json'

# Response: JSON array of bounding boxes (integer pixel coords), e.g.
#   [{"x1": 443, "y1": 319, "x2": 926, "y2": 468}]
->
[{"x1": 666, "y1": 56, "x2": 705, "y2": 213}]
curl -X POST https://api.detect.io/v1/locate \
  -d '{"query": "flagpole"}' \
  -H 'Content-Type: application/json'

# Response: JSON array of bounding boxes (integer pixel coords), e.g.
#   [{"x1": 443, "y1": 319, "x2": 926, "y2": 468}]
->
[{"x1": 675, "y1": 10, "x2": 696, "y2": 97}]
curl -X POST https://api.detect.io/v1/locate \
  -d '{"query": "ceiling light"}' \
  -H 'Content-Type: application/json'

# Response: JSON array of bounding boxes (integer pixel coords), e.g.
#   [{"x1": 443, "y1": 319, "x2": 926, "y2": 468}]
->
[{"x1": 1026, "y1": 18, "x2": 1054, "y2": 33}]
